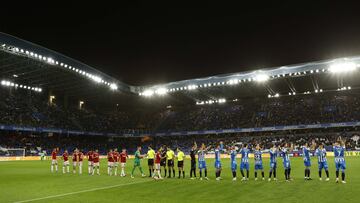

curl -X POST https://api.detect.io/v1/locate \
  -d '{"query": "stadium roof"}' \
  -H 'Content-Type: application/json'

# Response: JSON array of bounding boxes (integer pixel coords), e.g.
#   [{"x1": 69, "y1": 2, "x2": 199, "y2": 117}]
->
[{"x1": 1, "y1": 32, "x2": 360, "y2": 107}]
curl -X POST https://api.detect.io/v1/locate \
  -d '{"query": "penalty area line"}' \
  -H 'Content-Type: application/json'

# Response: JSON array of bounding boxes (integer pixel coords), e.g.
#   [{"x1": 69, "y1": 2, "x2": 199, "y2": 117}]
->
[{"x1": 13, "y1": 179, "x2": 152, "y2": 203}]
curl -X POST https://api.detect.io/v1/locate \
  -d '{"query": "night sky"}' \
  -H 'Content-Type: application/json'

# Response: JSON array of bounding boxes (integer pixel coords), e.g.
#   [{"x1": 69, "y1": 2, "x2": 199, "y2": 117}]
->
[{"x1": 2, "y1": 1, "x2": 360, "y2": 86}]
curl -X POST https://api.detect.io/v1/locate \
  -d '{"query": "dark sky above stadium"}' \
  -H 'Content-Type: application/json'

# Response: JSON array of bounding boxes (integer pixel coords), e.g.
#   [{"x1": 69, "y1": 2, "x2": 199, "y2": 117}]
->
[{"x1": 2, "y1": 1, "x2": 360, "y2": 86}]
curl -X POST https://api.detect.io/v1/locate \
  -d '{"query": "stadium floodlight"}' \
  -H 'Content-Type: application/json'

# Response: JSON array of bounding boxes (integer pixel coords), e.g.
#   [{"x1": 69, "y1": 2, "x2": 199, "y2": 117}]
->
[
  {"x1": 329, "y1": 62, "x2": 357, "y2": 73},
  {"x1": 155, "y1": 88, "x2": 167, "y2": 95},
  {"x1": 1, "y1": 44, "x2": 5, "y2": 47},
  {"x1": 255, "y1": 74, "x2": 269, "y2": 82},
  {"x1": 218, "y1": 98, "x2": 226, "y2": 103},
  {"x1": 274, "y1": 93, "x2": 279, "y2": 97},
  {"x1": 142, "y1": 89, "x2": 154, "y2": 97},
  {"x1": 110, "y1": 83, "x2": 118, "y2": 90},
  {"x1": 228, "y1": 79, "x2": 238, "y2": 85},
  {"x1": 92, "y1": 76, "x2": 102, "y2": 83}
]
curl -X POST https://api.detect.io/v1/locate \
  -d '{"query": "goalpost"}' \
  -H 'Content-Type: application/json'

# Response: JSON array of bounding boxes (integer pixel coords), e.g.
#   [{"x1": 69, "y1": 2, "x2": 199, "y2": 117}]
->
[{"x1": 1, "y1": 148, "x2": 26, "y2": 157}]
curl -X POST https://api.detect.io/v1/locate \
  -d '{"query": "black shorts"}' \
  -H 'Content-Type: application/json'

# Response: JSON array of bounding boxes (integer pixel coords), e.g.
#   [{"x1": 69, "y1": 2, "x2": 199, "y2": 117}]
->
[
  {"x1": 178, "y1": 161, "x2": 184, "y2": 168},
  {"x1": 191, "y1": 160, "x2": 196, "y2": 169},
  {"x1": 167, "y1": 160, "x2": 174, "y2": 167},
  {"x1": 160, "y1": 159, "x2": 166, "y2": 166},
  {"x1": 148, "y1": 159, "x2": 154, "y2": 166}
]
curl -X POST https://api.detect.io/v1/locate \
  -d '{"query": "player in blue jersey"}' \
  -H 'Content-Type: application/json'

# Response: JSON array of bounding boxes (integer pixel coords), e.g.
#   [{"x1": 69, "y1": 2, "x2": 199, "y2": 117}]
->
[
  {"x1": 315, "y1": 143, "x2": 329, "y2": 181},
  {"x1": 240, "y1": 144, "x2": 250, "y2": 181},
  {"x1": 197, "y1": 143, "x2": 209, "y2": 180},
  {"x1": 214, "y1": 141, "x2": 224, "y2": 181},
  {"x1": 229, "y1": 146, "x2": 238, "y2": 181},
  {"x1": 302, "y1": 143, "x2": 314, "y2": 180},
  {"x1": 280, "y1": 143, "x2": 293, "y2": 182},
  {"x1": 333, "y1": 137, "x2": 346, "y2": 183},
  {"x1": 268, "y1": 144, "x2": 278, "y2": 181},
  {"x1": 253, "y1": 144, "x2": 265, "y2": 181}
]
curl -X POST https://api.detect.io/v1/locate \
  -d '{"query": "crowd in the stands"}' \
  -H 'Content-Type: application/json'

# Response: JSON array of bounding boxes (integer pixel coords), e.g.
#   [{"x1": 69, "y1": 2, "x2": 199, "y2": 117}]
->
[
  {"x1": 1, "y1": 88, "x2": 360, "y2": 133},
  {"x1": 1, "y1": 128, "x2": 359, "y2": 156}
]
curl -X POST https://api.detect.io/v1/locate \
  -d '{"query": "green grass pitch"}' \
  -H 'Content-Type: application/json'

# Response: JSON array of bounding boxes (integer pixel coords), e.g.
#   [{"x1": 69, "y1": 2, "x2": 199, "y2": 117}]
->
[{"x1": 0, "y1": 157, "x2": 359, "y2": 203}]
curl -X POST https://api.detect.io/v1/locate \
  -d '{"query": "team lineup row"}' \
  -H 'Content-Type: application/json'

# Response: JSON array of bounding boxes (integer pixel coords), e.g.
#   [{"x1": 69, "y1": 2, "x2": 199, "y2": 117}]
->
[{"x1": 49, "y1": 137, "x2": 348, "y2": 183}]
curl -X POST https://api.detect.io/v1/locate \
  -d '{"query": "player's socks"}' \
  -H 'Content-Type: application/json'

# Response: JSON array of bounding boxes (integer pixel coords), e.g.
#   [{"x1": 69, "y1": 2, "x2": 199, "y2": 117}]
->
[
  {"x1": 246, "y1": 170, "x2": 249, "y2": 179},
  {"x1": 319, "y1": 170, "x2": 322, "y2": 178},
  {"x1": 269, "y1": 171, "x2": 272, "y2": 178},
  {"x1": 51, "y1": 165, "x2": 53, "y2": 172},
  {"x1": 261, "y1": 171, "x2": 264, "y2": 178},
  {"x1": 199, "y1": 169, "x2": 202, "y2": 178},
  {"x1": 114, "y1": 167, "x2": 117, "y2": 176},
  {"x1": 232, "y1": 171, "x2": 236, "y2": 178},
  {"x1": 325, "y1": 170, "x2": 329, "y2": 178},
  {"x1": 164, "y1": 169, "x2": 167, "y2": 177},
  {"x1": 341, "y1": 172, "x2": 345, "y2": 181},
  {"x1": 204, "y1": 169, "x2": 207, "y2": 177},
  {"x1": 240, "y1": 170, "x2": 245, "y2": 177},
  {"x1": 55, "y1": 165, "x2": 58, "y2": 172},
  {"x1": 183, "y1": 171, "x2": 185, "y2": 178},
  {"x1": 149, "y1": 169, "x2": 152, "y2": 177},
  {"x1": 273, "y1": 169, "x2": 276, "y2": 178},
  {"x1": 173, "y1": 169, "x2": 175, "y2": 177},
  {"x1": 178, "y1": 171, "x2": 181, "y2": 178},
  {"x1": 79, "y1": 166, "x2": 82, "y2": 174},
  {"x1": 255, "y1": 172, "x2": 257, "y2": 179},
  {"x1": 336, "y1": 170, "x2": 339, "y2": 178}
]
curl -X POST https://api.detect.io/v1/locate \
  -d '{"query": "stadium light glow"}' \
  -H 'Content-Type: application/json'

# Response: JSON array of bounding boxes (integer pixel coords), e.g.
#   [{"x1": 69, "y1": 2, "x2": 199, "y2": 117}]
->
[
  {"x1": 155, "y1": 88, "x2": 167, "y2": 95},
  {"x1": 110, "y1": 83, "x2": 118, "y2": 90},
  {"x1": 255, "y1": 74, "x2": 269, "y2": 82},
  {"x1": 329, "y1": 62, "x2": 357, "y2": 73},
  {"x1": 142, "y1": 89, "x2": 154, "y2": 97},
  {"x1": 1, "y1": 80, "x2": 42, "y2": 92},
  {"x1": 227, "y1": 79, "x2": 238, "y2": 85},
  {"x1": 91, "y1": 76, "x2": 102, "y2": 83}
]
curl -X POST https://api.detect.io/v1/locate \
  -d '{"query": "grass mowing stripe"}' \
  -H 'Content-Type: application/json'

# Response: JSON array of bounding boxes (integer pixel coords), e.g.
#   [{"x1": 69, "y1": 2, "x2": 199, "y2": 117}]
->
[{"x1": 13, "y1": 180, "x2": 152, "y2": 203}]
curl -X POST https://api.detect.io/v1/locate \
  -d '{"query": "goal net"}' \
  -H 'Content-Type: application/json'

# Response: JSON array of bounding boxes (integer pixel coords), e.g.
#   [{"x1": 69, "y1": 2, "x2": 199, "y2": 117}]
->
[{"x1": 0, "y1": 147, "x2": 26, "y2": 157}]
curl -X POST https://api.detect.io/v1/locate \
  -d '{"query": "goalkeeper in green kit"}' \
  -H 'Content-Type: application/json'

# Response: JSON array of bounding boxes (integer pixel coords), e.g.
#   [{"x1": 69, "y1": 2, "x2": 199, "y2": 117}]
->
[{"x1": 131, "y1": 146, "x2": 146, "y2": 178}]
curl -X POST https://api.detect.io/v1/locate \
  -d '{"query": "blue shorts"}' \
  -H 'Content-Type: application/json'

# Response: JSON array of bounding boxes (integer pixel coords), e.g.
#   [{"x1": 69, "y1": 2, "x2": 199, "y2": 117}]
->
[
  {"x1": 231, "y1": 162, "x2": 237, "y2": 171},
  {"x1": 283, "y1": 161, "x2": 291, "y2": 169},
  {"x1": 335, "y1": 161, "x2": 346, "y2": 171},
  {"x1": 304, "y1": 160, "x2": 311, "y2": 167},
  {"x1": 255, "y1": 164, "x2": 263, "y2": 170},
  {"x1": 215, "y1": 161, "x2": 221, "y2": 169},
  {"x1": 198, "y1": 161, "x2": 207, "y2": 169},
  {"x1": 270, "y1": 162, "x2": 277, "y2": 169},
  {"x1": 318, "y1": 161, "x2": 328, "y2": 171},
  {"x1": 240, "y1": 162, "x2": 249, "y2": 170}
]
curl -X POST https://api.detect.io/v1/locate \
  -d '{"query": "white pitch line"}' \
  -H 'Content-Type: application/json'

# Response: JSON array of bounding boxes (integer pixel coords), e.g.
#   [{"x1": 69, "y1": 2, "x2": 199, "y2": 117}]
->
[{"x1": 14, "y1": 180, "x2": 151, "y2": 203}]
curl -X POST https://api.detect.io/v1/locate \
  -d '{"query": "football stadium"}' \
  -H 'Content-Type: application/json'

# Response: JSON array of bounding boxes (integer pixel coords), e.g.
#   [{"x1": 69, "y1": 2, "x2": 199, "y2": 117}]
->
[{"x1": 1, "y1": 3, "x2": 360, "y2": 203}]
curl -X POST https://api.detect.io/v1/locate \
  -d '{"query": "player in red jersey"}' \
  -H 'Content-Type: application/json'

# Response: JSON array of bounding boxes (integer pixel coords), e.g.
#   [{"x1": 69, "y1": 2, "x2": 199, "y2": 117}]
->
[
  {"x1": 72, "y1": 148, "x2": 83, "y2": 174},
  {"x1": 107, "y1": 149, "x2": 114, "y2": 176},
  {"x1": 92, "y1": 149, "x2": 100, "y2": 175},
  {"x1": 62, "y1": 150, "x2": 70, "y2": 173},
  {"x1": 51, "y1": 148, "x2": 58, "y2": 173},
  {"x1": 153, "y1": 147, "x2": 163, "y2": 180},
  {"x1": 113, "y1": 148, "x2": 120, "y2": 176},
  {"x1": 87, "y1": 150, "x2": 94, "y2": 175},
  {"x1": 78, "y1": 150, "x2": 84, "y2": 174},
  {"x1": 120, "y1": 148, "x2": 128, "y2": 177}
]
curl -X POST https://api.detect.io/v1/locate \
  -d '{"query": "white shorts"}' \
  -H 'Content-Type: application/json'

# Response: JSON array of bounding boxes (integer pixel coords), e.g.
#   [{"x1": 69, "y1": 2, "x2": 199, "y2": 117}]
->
[
  {"x1": 121, "y1": 162, "x2": 126, "y2": 167},
  {"x1": 88, "y1": 161, "x2": 93, "y2": 166},
  {"x1": 73, "y1": 161, "x2": 83, "y2": 167},
  {"x1": 114, "y1": 162, "x2": 119, "y2": 167},
  {"x1": 93, "y1": 162, "x2": 100, "y2": 167},
  {"x1": 63, "y1": 161, "x2": 69, "y2": 166},
  {"x1": 108, "y1": 162, "x2": 114, "y2": 167},
  {"x1": 51, "y1": 160, "x2": 57, "y2": 164},
  {"x1": 155, "y1": 163, "x2": 160, "y2": 170}
]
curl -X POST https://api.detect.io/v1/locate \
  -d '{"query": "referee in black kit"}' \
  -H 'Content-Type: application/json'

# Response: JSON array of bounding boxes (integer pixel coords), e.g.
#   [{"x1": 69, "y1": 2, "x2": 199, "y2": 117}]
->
[
  {"x1": 190, "y1": 142, "x2": 197, "y2": 179},
  {"x1": 160, "y1": 145, "x2": 167, "y2": 177}
]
